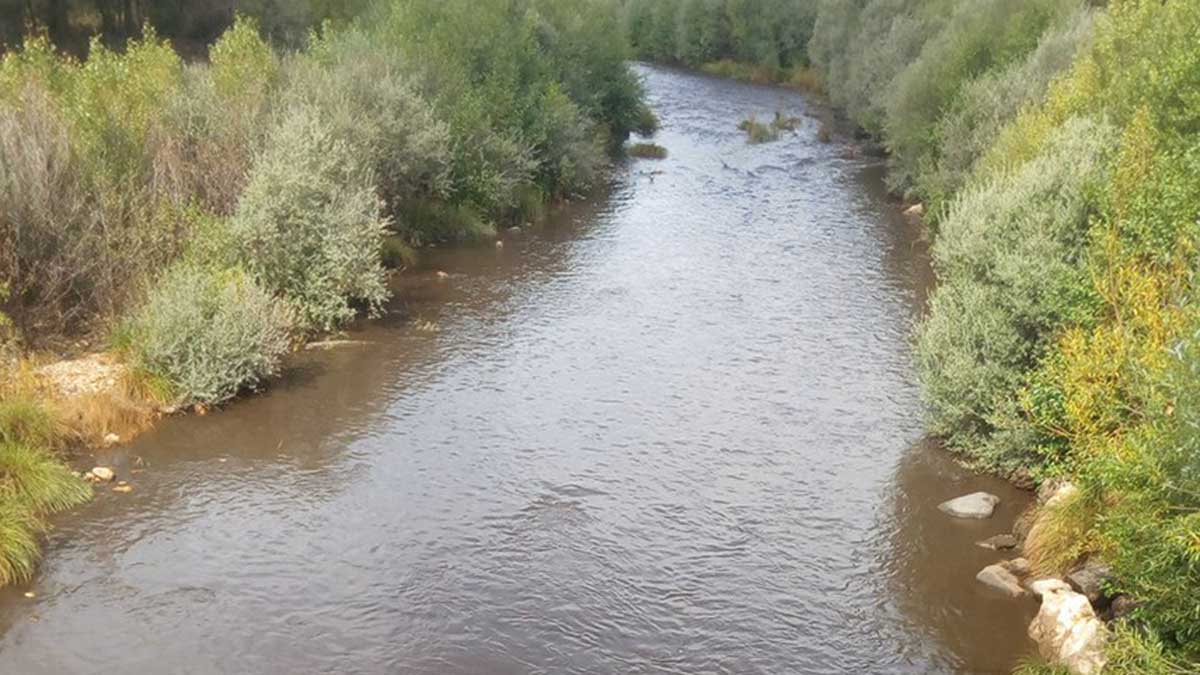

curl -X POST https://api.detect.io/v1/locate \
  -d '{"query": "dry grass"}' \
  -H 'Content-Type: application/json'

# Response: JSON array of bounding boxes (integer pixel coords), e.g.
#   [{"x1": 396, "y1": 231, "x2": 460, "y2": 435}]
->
[{"x1": 1024, "y1": 483, "x2": 1103, "y2": 575}]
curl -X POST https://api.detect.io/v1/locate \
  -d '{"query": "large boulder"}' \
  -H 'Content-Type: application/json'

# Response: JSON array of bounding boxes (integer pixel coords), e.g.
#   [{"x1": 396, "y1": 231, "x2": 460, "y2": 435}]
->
[
  {"x1": 1028, "y1": 583, "x2": 1109, "y2": 675},
  {"x1": 938, "y1": 492, "x2": 1000, "y2": 519}
]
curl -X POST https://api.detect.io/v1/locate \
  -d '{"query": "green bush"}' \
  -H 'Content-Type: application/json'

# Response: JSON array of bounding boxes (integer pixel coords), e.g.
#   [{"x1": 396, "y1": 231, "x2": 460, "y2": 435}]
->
[
  {"x1": 228, "y1": 105, "x2": 390, "y2": 332},
  {"x1": 883, "y1": 0, "x2": 1072, "y2": 191},
  {"x1": 120, "y1": 263, "x2": 294, "y2": 406},
  {"x1": 916, "y1": 116, "x2": 1113, "y2": 469},
  {"x1": 152, "y1": 19, "x2": 280, "y2": 216},
  {"x1": 286, "y1": 28, "x2": 453, "y2": 214},
  {"x1": 836, "y1": 0, "x2": 943, "y2": 136},
  {"x1": 628, "y1": 0, "x2": 817, "y2": 70},
  {"x1": 922, "y1": 5, "x2": 1094, "y2": 209}
]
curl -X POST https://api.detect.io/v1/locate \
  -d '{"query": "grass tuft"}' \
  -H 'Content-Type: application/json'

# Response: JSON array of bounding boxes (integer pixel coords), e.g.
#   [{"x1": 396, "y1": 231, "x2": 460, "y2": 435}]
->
[
  {"x1": 628, "y1": 143, "x2": 668, "y2": 159},
  {"x1": 738, "y1": 116, "x2": 780, "y2": 144}
]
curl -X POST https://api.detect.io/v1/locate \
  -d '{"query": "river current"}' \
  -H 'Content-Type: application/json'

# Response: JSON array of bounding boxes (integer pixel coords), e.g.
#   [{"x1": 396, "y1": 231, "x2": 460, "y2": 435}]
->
[{"x1": 0, "y1": 65, "x2": 1033, "y2": 674}]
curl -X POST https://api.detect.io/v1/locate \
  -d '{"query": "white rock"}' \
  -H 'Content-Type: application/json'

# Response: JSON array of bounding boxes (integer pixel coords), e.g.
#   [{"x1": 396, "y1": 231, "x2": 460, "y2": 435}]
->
[
  {"x1": 1028, "y1": 583, "x2": 1109, "y2": 674},
  {"x1": 103, "y1": 432, "x2": 120, "y2": 447},
  {"x1": 1027, "y1": 578, "x2": 1072, "y2": 598},
  {"x1": 91, "y1": 466, "x2": 115, "y2": 482},
  {"x1": 938, "y1": 491, "x2": 1000, "y2": 519},
  {"x1": 976, "y1": 563, "x2": 1029, "y2": 598}
]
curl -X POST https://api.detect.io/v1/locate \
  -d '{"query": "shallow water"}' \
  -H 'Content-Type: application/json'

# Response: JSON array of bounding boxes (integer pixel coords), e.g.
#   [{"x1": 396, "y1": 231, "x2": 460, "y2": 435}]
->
[{"x1": 0, "y1": 65, "x2": 1034, "y2": 674}]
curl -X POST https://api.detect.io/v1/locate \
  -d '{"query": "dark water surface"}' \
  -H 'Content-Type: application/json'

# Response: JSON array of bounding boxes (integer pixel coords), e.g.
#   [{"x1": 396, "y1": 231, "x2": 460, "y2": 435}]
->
[{"x1": 0, "y1": 66, "x2": 1034, "y2": 674}]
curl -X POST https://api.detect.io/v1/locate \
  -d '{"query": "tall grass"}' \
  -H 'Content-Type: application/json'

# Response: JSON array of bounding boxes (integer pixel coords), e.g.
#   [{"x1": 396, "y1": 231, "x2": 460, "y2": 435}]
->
[{"x1": 0, "y1": 389, "x2": 91, "y2": 587}]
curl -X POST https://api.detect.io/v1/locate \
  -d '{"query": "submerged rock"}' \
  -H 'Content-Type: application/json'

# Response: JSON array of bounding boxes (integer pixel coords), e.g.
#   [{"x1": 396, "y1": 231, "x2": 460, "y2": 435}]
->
[
  {"x1": 304, "y1": 340, "x2": 372, "y2": 351},
  {"x1": 1028, "y1": 582, "x2": 1109, "y2": 674},
  {"x1": 977, "y1": 534, "x2": 1019, "y2": 550},
  {"x1": 903, "y1": 202, "x2": 925, "y2": 224},
  {"x1": 977, "y1": 563, "x2": 1029, "y2": 598},
  {"x1": 938, "y1": 492, "x2": 1000, "y2": 519},
  {"x1": 90, "y1": 466, "x2": 115, "y2": 482}
]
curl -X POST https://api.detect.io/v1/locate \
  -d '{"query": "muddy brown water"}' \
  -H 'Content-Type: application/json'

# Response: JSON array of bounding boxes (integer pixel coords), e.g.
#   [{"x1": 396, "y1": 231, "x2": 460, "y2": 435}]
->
[{"x1": 0, "y1": 66, "x2": 1034, "y2": 674}]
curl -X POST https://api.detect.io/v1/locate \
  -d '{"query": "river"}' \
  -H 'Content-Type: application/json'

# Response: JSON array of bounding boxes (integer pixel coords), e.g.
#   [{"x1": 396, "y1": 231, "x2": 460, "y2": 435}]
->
[{"x1": 0, "y1": 65, "x2": 1034, "y2": 674}]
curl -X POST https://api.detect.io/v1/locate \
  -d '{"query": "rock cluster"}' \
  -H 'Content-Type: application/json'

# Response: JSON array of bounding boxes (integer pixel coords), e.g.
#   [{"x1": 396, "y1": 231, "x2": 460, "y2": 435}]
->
[{"x1": 939, "y1": 488, "x2": 1118, "y2": 674}]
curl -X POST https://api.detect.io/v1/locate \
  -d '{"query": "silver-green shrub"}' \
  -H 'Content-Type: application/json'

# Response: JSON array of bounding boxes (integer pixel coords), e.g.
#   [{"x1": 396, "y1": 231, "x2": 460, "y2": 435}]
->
[
  {"x1": 924, "y1": 4, "x2": 1095, "y2": 206},
  {"x1": 0, "y1": 83, "x2": 97, "y2": 332},
  {"x1": 836, "y1": 0, "x2": 942, "y2": 135},
  {"x1": 123, "y1": 264, "x2": 294, "y2": 406},
  {"x1": 284, "y1": 29, "x2": 453, "y2": 213},
  {"x1": 916, "y1": 116, "x2": 1115, "y2": 469},
  {"x1": 882, "y1": 0, "x2": 1072, "y2": 190},
  {"x1": 228, "y1": 104, "x2": 390, "y2": 332}
]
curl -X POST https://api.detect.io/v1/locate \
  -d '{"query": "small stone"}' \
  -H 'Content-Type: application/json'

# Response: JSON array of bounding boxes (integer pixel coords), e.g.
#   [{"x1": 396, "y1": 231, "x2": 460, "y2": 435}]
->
[
  {"x1": 1002, "y1": 557, "x2": 1032, "y2": 578},
  {"x1": 112, "y1": 485, "x2": 133, "y2": 493},
  {"x1": 23, "y1": 592, "x2": 34, "y2": 599},
  {"x1": 1009, "y1": 468, "x2": 1036, "y2": 491},
  {"x1": 977, "y1": 563, "x2": 1029, "y2": 598},
  {"x1": 977, "y1": 534, "x2": 1019, "y2": 550},
  {"x1": 495, "y1": 240, "x2": 504, "y2": 249},
  {"x1": 1108, "y1": 594, "x2": 1139, "y2": 621},
  {"x1": 91, "y1": 467, "x2": 115, "y2": 482},
  {"x1": 435, "y1": 271, "x2": 450, "y2": 280},
  {"x1": 1066, "y1": 561, "x2": 1113, "y2": 608},
  {"x1": 938, "y1": 492, "x2": 1000, "y2": 519},
  {"x1": 103, "y1": 432, "x2": 120, "y2": 447}
]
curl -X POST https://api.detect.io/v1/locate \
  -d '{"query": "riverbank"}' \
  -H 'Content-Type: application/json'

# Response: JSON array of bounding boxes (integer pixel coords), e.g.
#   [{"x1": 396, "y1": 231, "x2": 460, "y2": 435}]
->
[
  {"x1": 0, "y1": 0, "x2": 654, "y2": 589},
  {"x1": 0, "y1": 65, "x2": 1043, "y2": 671},
  {"x1": 629, "y1": 0, "x2": 1200, "y2": 671}
]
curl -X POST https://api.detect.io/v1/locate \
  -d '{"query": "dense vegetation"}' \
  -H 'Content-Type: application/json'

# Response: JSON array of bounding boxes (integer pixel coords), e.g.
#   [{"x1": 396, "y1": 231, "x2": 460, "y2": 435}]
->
[
  {"x1": 5, "y1": 1, "x2": 1200, "y2": 670},
  {"x1": 809, "y1": 0, "x2": 1200, "y2": 670},
  {"x1": 0, "y1": 0, "x2": 649, "y2": 586},
  {"x1": 622, "y1": 0, "x2": 819, "y2": 87},
  {"x1": 649, "y1": 0, "x2": 1200, "y2": 669},
  {"x1": 0, "y1": 1, "x2": 372, "y2": 53}
]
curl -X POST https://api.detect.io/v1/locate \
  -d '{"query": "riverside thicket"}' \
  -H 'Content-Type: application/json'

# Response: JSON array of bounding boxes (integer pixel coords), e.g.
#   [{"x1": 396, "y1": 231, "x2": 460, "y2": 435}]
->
[
  {"x1": 0, "y1": 0, "x2": 649, "y2": 588},
  {"x1": 834, "y1": 1, "x2": 1200, "y2": 670},
  {"x1": 646, "y1": 0, "x2": 1200, "y2": 670}
]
